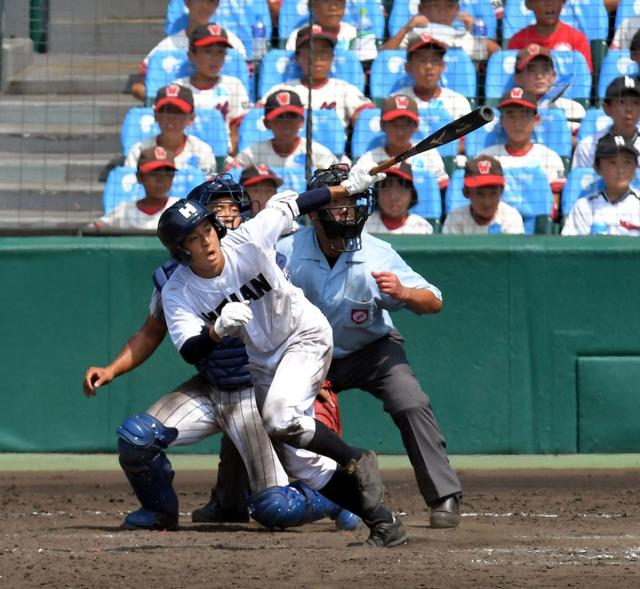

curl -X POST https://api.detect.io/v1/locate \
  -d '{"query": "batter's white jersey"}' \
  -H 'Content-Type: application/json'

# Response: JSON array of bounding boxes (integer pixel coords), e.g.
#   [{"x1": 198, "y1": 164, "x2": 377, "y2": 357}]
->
[
  {"x1": 228, "y1": 137, "x2": 342, "y2": 171},
  {"x1": 96, "y1": 197, "x2": 179, "y2": 231},
  {"x1": 561, "y1": 189, "x2": 640, "y2": 235},
  {"x1": 392, "y1": 86, "x2": 472, "y2": 122},
  {"x1": 260, "y1": 79, "x2": 374, "y2": 127},
  {"x1": 125, "y1": 135, "x2": 217, "y2": 178}
]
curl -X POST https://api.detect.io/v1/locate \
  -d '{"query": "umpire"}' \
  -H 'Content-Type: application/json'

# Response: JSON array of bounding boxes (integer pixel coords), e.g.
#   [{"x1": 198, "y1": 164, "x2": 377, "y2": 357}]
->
[{"x1": 275, "y1": 164, "x2": 462, "y2": 527}]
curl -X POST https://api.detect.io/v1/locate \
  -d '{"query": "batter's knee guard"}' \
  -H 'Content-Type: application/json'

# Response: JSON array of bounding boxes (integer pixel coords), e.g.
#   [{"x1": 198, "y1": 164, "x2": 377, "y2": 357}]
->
[
  {"x1": 291, "y1": 481, "x2": 362, "y2": 531},
  {"x1": 248, "y1": 485, "x2": 308, "y2": 529},
  {"x1": 117, "y1": 413, "x2": 179, "y2": 518}
]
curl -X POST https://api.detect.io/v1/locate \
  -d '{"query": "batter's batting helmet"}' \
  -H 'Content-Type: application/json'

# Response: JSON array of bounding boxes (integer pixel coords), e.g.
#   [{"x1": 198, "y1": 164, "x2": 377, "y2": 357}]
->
[
  {"x1": 187, "y1": 174, "x2": 251, "y2": 212},
  {"x1": 157, "y1": 199, "x2": 227, "y2": 264},
  {"x1": 307, "y1": 164, "x2": 373, "y2": 252}
]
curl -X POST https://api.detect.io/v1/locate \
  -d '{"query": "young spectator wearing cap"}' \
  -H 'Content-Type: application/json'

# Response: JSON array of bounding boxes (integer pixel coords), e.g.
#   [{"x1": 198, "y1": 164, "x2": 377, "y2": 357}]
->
[
  {"x1": 228, "y1": 89, "x2": 341, "y2": 170},
  {"x1": 259, "y1": 24, "x2": 375, "y2": 129},
  {"x1": 174, "y1": 24, "x2": 251, "y2": 155},
  {"x1": 610, "y1": 16, "x2": 640, "y2": 50},
  {"x1": 442, "y1": 155, "x2": 525, "y2": 234},
  {"x1": 507, "y1": 0, "x2": 592, "y2": 72},
  {"x1": 572, "y1": 76, "x2": 640, "y2": 169},
  {"x1": 365, "y1": 162, "x2": 434, "y2": 235},
  {"x1": 382, "y1": 0, "x2": 500, "y2": 60},
  {"x1": 285, "y1": 0, "x2": 377, "y2": 65},
  {"x1": 393, "y1": 33, "x2": 472, "y2": 121},
  {"x1": 356, "y1": 95, "x2": 449, "y2": 191},
  {"x1": 239, "y1": 164, "x2": 284, "y2": 215},
  {"x1": 481, "y1": 87, "x2": 566, "y2": 216},
  {"x1": 93, "y1": 147, "x2": 179, "y2": 232},
  {"x1": 132, "y1": 0, "x2": 247, "y2": 101},
  {"x1": 562, "y1": 134, "x2": 640, "y2": 235},
  {"x1": 513, "y1": 44, "x2": 585, "y2": 136},
  {"x1": 125, "y1": 84, "x2": 217, "y2": 178}
]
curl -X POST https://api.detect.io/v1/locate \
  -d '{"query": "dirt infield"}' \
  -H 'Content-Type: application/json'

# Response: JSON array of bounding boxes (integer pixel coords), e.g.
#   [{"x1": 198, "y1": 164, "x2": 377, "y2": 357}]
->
[{"x1": 2, "y1": 468, "x2": 640, "y2": 589}]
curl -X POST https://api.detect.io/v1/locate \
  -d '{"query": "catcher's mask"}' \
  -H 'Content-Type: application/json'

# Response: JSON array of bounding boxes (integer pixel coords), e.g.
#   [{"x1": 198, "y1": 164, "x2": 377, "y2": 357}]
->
[{"x1": 307, "y1": 164, "x2": 373, "y2": 252}]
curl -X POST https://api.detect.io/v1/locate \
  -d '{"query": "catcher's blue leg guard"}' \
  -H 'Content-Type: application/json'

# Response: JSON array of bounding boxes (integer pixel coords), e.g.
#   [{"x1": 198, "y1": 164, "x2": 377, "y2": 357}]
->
[
  {"x1": 117, "y1": 413, "x2": 179, "y2": 530},
  {"x1": 291, "y1": 481, "x2": 361, "y2": 531}
]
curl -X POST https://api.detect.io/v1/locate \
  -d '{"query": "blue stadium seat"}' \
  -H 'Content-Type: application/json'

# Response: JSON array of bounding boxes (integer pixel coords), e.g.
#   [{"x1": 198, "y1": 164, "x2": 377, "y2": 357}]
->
[
  {"x1": 237, "y1": 107, "x2": 345, "y2": 155},
  {"x1": 445, "y1": 165, "x2": 553, "y2": 233},
  {"x1": 102, "y1": 166, "x2": 206, "y2": 214},
  {"x1": 411, "y1": 167, "x2": 442, "y2": 219},
  {"x1": 121, "y1": 107, "x2": 229, "y2": 158},
  {"x1": 503, "y1": 0, "x2": 608, "y2": 42},
  {"x1": 257, "y1": 48, "x2": 365, "y2": 97},
  {"x1": 145, "y1": 48, "x2": 253, "y2": 103},
  {"x1": 597, "y1": 51, "x2": 639, "y2": 103},
  {"x1": 576, "y1": 107, "x2": 611, "y2": 142},
  {"x1": 278, "y1": 0, "x2": 385, "y2": 41},
  {"x1": 615, "y1": 0, "x2": 640, "y2": 29},
  {"x1": 165, "y1": 0, "x2": 271, "y2": 61},
  {"x1": 388, "y1": 0, "x2": 497, "y2": 39},
  {"x1": 229, "y1": 164, "x2": 307, "y2": 193},
  {"x1": 484, "y1": 49, "x2": 592, "y2": 106},
  {"x1": 351, "y1": 105, "x2": 456, "y2": 159},
  {"x1": 464, "y1": 108, "x2": 572, "y2": 158},
  {"x1": 369, "y1": 48, "x2": 477, "y2": 104}
]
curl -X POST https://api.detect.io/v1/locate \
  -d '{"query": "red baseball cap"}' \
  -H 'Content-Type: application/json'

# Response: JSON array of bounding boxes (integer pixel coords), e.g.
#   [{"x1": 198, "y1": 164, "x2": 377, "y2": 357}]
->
[
  {"x1": 154, "y1": 84, "x2": 195, "y2": 113},
  {"x1": 295, "y1": 24, "x2": 338, "y2": 51},
  {"x1": 189, "y1": 24, "x2": 233, "y2": 49},
  {"x1": 385, "y1": 161, "x2": 413, "y2": 183},
  {"x1": 137, "y1": 146, "x2": 177, "y2": 173},
  {"x1": 381, "y1": 95, "x2": 420, "y2": 123},
  {"x1": 407, "y1": 32, "x2": 448, "y2": 55},
  {"x1": 498, "y1": 86, "x2": 537, "y2": 111},
  {"x1": 240, "y1": 164, "x2": 284, "y2": 187},
  {"x1": 264, "y1": 90, "x2": 305, "y2": 121},
  {"x1": 463, "y1": 156, "x2": 505, "y2": 188},
  {"x1": 515, "y1": 44, "x2": 553, "y2": 71}
]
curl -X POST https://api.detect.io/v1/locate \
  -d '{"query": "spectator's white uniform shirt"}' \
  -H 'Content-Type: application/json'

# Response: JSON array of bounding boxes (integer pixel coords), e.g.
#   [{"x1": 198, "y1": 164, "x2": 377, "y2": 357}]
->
[
  {"x1": 572, "y1": 129, "x2": 640, "y2": 169},
  {"x1": 174, "y1": 76, "x2": 250, "y2": 125},
  {"x1": 365, "y1": 211, "x2": 434, "y2": 235},
  {"x1": 97, "y1": 197, "x2": 178, "y2": 231},
  {"x1": 125, "y1": 135, "x2": 217, "y2": 177},
  {"x1": 229, "y1": 137, "x2": 341, "y2": 170},
  {"x1": 481, "y1": 143, "x2": 566, "y2": 188},
  {"x1": 392, "y1": 86, "x2": 472, "y2": 121},
  {"x1": 260, "y1": 79, "x2": 374, "y2": 127},
  {"x1": 561, "y1": 189, "x2": 640, "y2": 235},
  {"x1": 286, "y1": 22, "x2": 377, "y2": 62},
  {"x1": 442, "y1": 202, "x2": 525, "y2": 234},
  {"x1": 610, "y1": 16, "x2": 640, "y2": 49}
]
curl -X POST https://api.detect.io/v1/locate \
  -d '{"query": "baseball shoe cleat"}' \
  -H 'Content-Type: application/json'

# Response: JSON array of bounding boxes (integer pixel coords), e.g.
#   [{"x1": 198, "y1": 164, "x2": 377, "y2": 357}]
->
[
  {"x1": 345, "y1": 450, "x2": 385, "y2": 514},
  {"x1": 121, "y1": 507, "x2": 178, "y2": 531},
  {"x1": 191, "y1": 492, "x2": 250, "y2": 523},
  {"x1": 332, "y1": 508, "x2": 362, "y2": 531},
  {"x1": 364, "y1": 514, "x2": 408, "y2": 548},
  {"x1": 429, "y1": 494, "x2": 461, "y2": 529}
]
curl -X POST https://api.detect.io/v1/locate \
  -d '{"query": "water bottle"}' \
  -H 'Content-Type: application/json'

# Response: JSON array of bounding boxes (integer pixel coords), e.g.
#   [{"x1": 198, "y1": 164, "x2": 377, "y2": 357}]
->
[
  {"x1": 472, "y1": 18, "x2": 488, "y2": 61},
  {"x1": 352, "y1": 4, "x2": 377, "y2": 61},
  {"x1": 251, "y1": 15, "x2": 268, "y2": 61}
]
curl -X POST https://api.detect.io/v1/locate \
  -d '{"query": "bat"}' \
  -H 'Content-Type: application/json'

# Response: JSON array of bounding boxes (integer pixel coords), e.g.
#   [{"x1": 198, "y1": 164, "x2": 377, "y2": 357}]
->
[{"x1": 369, "y1": 106, "x2": 495, "y2": 175}]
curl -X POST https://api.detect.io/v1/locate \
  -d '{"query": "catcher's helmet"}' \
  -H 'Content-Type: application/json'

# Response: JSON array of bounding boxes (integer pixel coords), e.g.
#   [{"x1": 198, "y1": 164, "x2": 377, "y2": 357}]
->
[
  {"x1": 187, "y1": 174, "x2": 251, "y2": 212},
  {"x1": 307, "y1": 164, "x2": 373, "y2": 252},
  {"x1": 157, "y1": 199, "x2": 227, "y2": 265}
]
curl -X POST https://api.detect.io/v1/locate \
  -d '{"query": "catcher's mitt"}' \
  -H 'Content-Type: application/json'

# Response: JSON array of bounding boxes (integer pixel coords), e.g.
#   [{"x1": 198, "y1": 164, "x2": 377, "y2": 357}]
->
[{"x1": 313, "y1": 379, "x2": 343, "y2": 436}]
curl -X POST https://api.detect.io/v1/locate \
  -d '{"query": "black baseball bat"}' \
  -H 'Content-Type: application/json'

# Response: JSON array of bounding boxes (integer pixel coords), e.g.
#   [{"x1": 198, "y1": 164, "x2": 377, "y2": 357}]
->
[{"x1": 369, "y1": 106, "x2": 495, "y2": 175}]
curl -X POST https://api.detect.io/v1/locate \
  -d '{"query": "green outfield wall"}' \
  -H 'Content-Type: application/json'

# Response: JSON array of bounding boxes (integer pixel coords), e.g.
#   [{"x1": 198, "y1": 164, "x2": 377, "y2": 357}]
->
[{"x1": 2, "y1": 235, "x2": 640, "y2": 455}]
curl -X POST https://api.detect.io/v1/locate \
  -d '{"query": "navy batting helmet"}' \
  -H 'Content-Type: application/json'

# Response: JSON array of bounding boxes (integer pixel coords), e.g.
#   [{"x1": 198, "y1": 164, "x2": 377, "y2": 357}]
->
[
  {"x1": 186, "y1": 174, "x2": 251, "y2": 212},
  {"x1": 157, "y1": 199, "x2": 227, "y2": 264},
  {"x1": 307, "y1": 164, "x2": 373, "y2": 252}
]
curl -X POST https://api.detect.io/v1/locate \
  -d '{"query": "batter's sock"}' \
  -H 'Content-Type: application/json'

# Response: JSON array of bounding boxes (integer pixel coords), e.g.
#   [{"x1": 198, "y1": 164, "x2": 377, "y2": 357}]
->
[{"x1": 307, "y1": 420, "x2": 362, "y2": 467}]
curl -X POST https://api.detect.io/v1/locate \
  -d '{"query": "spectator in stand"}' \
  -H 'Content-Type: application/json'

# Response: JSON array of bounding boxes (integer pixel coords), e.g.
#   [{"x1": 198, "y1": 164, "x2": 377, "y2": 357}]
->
[
  {"x1": 365, "y1": 162, "x2": 434, "y2": 235},
  {"x1": 239, "y1": 164, "x2": 283, "y2": 215},
  {"x1": 227, "y1": 89, "x2": 341, "y2": 170},
  {"x1": 562, "y1": 134, "x2": 640, "y2": 235},
  {"x1": 610, "y1": 17, "x2": 640, "y2": 50},
  {"x1": 507, "y1": 0, "x2": 592, "y2": 72},
  {"x1": 285, "y1": 0, "x2": 377, "y2": 65},
  {"x1": 259, "y1": 24, "x2": 375, "y2": 129},
  {"x1": 513, "y1": 44, "x2": 585, "y2": 135},
  {"x1": 356, "y1": 95, "x2": 449, "y2": 191},
  {"x1": 481, "y1": 87, "x2": 566, "y2": 217},
  {"x1": 572, "y1": 76, "x2": 640, "y2": 169},
  {"x1": 393, "y1": 33, "x2": 472, "y2": 120},
  {"x1": 124, "y1": 84, "x2": 217, "y2": 178},
  {"x1": 91, "y1": 147, "x2": 179, "y2": 232},
  {"x1": 132, "y1": 0, "x2": 247, "y2": 101},
  {"x1": 442, "y1": 156, "x2": 525, "y2": 234},
  {"x1": 174, "y1": 24, "x2": 251, "y2": 155},
  {"x1": 382, "y1": 0, "x2": 500, "y2": 60}
]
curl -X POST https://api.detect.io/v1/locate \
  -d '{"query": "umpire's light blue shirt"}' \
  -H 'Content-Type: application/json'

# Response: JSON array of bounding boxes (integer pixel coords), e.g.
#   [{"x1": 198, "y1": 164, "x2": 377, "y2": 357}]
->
[{"x1": 276, "y1": 228, "x2": 442, "y2": 359}]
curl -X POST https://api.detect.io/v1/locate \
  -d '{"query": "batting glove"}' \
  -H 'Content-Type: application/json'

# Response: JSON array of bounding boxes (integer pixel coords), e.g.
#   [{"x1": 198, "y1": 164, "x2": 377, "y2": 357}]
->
[
  {"x1": 213, "y1": 301, "x2": 253, "y2": 338},
  {"x1": 340, "y1": 159, "x2": 386, "y2": 195}
]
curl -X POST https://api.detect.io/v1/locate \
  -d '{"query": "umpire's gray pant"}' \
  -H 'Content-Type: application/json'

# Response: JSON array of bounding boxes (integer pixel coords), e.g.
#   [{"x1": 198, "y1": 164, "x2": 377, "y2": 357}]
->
[{"x1": 327, "y1": 329, "x2": 462, "y2": 506}]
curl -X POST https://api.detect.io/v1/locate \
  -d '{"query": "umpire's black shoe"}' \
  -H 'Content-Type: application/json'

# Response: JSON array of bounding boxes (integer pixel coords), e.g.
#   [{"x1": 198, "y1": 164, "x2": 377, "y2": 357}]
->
[
  {"x1": 364, "y1": 514, "x2": 408, "y2": 548},
  {"x1": 191, "y1": 491, "x2": 250, "y2": 523},
  {"x1": 345, "y1": 450, "x2": 385, "y2": 514},
  {"x1": 429, "y1": 494, "x2": 461, "y2": 529}
]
